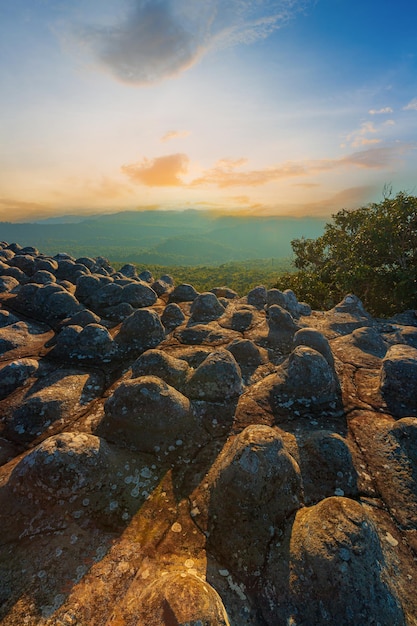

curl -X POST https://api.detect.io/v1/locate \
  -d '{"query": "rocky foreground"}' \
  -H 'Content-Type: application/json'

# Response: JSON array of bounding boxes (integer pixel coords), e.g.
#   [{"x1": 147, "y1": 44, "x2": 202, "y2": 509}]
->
[{"x1": 0, "y1": 242, "x2": 416, "y2": 625}]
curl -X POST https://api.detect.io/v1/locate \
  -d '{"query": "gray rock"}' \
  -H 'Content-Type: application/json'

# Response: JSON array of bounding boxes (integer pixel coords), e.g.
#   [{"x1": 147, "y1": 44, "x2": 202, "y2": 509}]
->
[
  {"x1": 267, "y1": 288, "x2": 286, "y2": 308},
  {"x1": 30, "y1": 270, "x2": 56, "y2": 285},
  {"x1": 119, "y1": 263, "x2": 137, "y2": 278},
  {"x1": 122, "y1": 281, "x2": 157, "y2": 308},
  {"x1": 289, "y1": 497, "x2": 404, "y2": 625},
  {"x1": 211, "y1": 286, "x2": 239, "y2": 300},
  {"x1": 131, "y1": 349, "x2": 189, "y2": 390},
  {"x1": 0, "y1": 276, "x2": 19, "y2": 293},
  {"x1": 186, "y1": 349, "x2": 243, "y2": 401},
  {"x1": 227, "y1": 338, "x2": 265, "y2": 367},
  {"x1": 247, "y1": 285, "x2": 267, "y2": 309},
  {"x1": 8, "y1": 254, "x2": 35, "y2": 276},
  {"x1": 115, "y1": 308, "x2": 165, "y2": 354},
  {"x1": 0, "y1": 358, "x2": 39, "y2": 400},
  {"x1": 161, "y1": 302, "x2": 186, "y2": 331},
  {"x1": 101, "y1": 376, "x2": 196, "y2": 455},
  {"x1": 380, "y1": 344, "x2": 417, "y2": 417},
  {"x1": 203, "y1": 425, "x2": 302, "y2": 575},
  {"x1": 189, "y1": 292, "x2": 226, "y2": 322},
  {"x1": 293, "y1": 327, "x2": 335, "y2": 367},
  {"x1": 169, "y1": 283, "x2": 199, "y2": 303}
]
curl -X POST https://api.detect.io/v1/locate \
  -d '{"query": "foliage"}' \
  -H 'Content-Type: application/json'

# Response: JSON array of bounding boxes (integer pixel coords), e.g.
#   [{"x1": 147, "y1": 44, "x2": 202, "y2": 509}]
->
[
  {"x1": 113, "y1": 258, "x2": 293, "y2": 296},
  {"x1": 275, "y1": 192, "x2": 417, "y2": 316}
]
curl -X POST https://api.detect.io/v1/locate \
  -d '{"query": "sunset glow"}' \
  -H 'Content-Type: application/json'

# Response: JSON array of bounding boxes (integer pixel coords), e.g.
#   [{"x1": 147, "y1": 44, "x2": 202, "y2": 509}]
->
[{"x1": 1, "y1": 0, "x2": 416, "y2": 221}]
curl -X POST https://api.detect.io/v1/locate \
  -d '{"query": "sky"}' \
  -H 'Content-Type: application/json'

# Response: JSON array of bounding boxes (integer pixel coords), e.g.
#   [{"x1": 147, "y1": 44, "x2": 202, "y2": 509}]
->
[{"x1": 0, "y1": 0, "x2": 416, "y2": 222}]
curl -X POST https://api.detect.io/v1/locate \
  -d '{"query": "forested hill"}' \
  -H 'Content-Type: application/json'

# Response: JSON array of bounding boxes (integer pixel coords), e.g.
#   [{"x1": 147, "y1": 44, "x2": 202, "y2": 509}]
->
[{"x1": 0, "y1": 210, "x2": 327, "y2": 265}]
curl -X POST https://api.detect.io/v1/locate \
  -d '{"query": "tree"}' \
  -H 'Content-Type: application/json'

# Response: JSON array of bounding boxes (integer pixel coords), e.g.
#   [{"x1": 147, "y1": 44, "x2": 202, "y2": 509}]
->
[{"x1": 275, "y1": 192, "x2": 417, "y2": 316}]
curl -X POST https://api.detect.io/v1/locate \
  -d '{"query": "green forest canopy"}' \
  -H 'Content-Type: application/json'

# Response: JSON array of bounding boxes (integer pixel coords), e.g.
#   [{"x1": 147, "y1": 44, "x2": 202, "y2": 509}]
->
[{"x1": 275, "y1": 192, "x2": 417, "y2": 316}]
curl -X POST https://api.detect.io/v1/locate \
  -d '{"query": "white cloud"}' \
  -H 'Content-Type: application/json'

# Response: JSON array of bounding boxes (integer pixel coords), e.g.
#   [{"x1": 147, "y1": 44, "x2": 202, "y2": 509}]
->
[
  {"x1": 403, "y1": 98, "x2": 417, "y2": 111},
  {"x1": 369, "y1": 107, "x2": 393, "y2": 115},
  {"x1": 76, "y1": 0, "x2": 311, "y2": 84}
]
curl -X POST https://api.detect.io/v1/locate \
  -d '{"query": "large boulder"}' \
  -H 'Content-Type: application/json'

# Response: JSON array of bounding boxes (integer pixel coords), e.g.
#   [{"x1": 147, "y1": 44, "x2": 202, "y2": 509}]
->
[
  {"x1": 169, "y1": 283, "x2": 199, "y2": 303},
  {"x1": 100, "y1": 376, "x2": 198, "y2": 456},
  {"x1": 380, "y1": 344, "x2": 417, "y2": 417},
  {"x1": 185, "y1": 349, "x2": 243, "y2": 401},
  {"x1": 202, "y1": 425, "x2": 302, "y2": 577},
  {"x1": 131, "y1": 349, "x2": 190, "y2": 391},
  {"x1": 0, "y1": 358, "x2": 38, "y2": 401},
  {"x1": 288, "y1": 497, "x2": 404, "y2": 625},
  {"x1": 189, "y1": 292, "x2": 226, "y2": 322},
  {"x1": 115, "y1": 308, "x2": 165, "y2": 354},
  {"x1": 136, "y1": 573, "x2": 230, "y2": 626}
]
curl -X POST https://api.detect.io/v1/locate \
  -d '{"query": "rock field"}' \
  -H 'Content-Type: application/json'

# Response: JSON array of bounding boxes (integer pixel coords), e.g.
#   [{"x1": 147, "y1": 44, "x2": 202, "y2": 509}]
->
[{"x1": 0, "y1": 242, "x2": 416, "y2": 625}]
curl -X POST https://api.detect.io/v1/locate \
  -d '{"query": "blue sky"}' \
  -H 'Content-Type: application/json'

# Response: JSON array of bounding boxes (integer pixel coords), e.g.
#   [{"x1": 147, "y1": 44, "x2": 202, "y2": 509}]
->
[{"x1": 0, "y1": 0, "x2": 416, "y2": 221}]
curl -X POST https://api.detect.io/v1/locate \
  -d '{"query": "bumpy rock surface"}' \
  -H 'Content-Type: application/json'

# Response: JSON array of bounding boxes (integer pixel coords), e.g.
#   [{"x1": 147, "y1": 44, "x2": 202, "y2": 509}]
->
[{"x1": 0, "y1": 243, "x2": 416, "y2": 626}]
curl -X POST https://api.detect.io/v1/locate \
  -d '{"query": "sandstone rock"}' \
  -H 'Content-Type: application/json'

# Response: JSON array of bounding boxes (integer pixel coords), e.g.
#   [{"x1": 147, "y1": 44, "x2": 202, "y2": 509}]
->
[
  {"x1": 122, "y1": 280, "x2": 157, "y2": 308},
  {"x1": 100, "y1": 376, "x2": 197, "y2": 456},
  {"x1": 2, "y1": 369, "x2": 104, "y2": 444},
  {"x1": 211, "y1": 286, "x2": 239, "y2": 299},
  {"x1": 75, "y1": 256, "x2": 96, "y2": 271},
  {"x1": 202, "y1": 425, "x2": 302, "y2": 576},
  {"x1": 138, "y1": 269, "x2": 154, "y2": 283},
  {"x1": 380, "y1": 344, "x2": 417, "y2": 417},
  {"x1": 266, "y1": 287, "x2": 286, "y2": 308},
  {"x1": 289, "y1": 497, "x2": 405, "y2": 625},
  {"x1": 161, "y1": 302, "x2": 186, "y2": 331},
  {"x1": 34, "y1": 257, "x2": 58, "y2": 273},
  {"x1": 175, "y1": 322, "x2": 239, "y2": 346},
  {"x1": 30, "y1": 269, "x2": 57, "y2": 285},
  {"x1": 62, "y1": 308, "x2": 101, "y2": 328},
  {"x1": 298, "y1": 430, "x2": 358, "y2": 503},
  {"x1": 247, "y1": 285, "x2": 267, "y2": 309},
  {"x1": 169, "y1": 282, "x2": 199, "y2": 303},
  {"x1": 351, "y1": 326, "x2": 387, "y2": 357},
  {"x1": 0, "y1": 358, "x2": 39, "y2": 400},
  {"x1": 8, "y1": 253, "x2": 35, "y2": 276},
  {"x1": 136, "y1": 572, "x2": 230, "y2": 626},
  {"x1": 186, "y1": 349, "x2": 243, "y2": 401},
  {"x1": 131, "y1": 349, "x2": 190, "y2": 390},
  {"x1": 227, "y1": 306, "x2": 255, "y2": 331},
  {"x1": 119, "y1": 263, "x2": 137, "y2": 278},
  {"x1": 227, "y1": 338, "x2": 266, "y2": 367},
  {"x1": 1, "y1": 244, "x2": 417, "y2": 626},
  {"x1": 293, "y1": 327, "x2": 335, "y2": 367},
  {"x1": 115, "y1": 308, "x2": 165, "y2": 354},
  {"x1": 0, "y1": 275, "x2": 19, "y2": 293},
  {"x1": 101, "y1": 301, "x2": 135, "y2": 322},
  {"x1": 189, "y1": 291, "x2": 226, "y2": 322},
  {"x1": 9, "y1": 432, "x2": 115, "y2": 503}
]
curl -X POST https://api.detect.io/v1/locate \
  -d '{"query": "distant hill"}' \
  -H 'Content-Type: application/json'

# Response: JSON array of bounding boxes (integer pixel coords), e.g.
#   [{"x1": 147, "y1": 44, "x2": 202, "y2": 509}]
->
[{"x1": 0, "y1": 210, "x2": 327, "y2": 265}]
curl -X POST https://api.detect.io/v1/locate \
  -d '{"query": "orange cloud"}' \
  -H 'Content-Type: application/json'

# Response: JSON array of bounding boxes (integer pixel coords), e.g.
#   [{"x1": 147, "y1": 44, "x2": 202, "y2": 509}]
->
[
  {"x1": 0, "y1": 198, "x2": 54, "y2": 222},
  {"x1": 121, "y1": 153, "x2": 189, "y2": 186},
  {"x1": 345, "y1": 122, "x2": 382, "y2": 148},
  {"x1": 161, "y1": 130, "x2": 190, "y2": 142},
  {"x1": 190, "y1": 145, "x2": 412, "y2": 188}
]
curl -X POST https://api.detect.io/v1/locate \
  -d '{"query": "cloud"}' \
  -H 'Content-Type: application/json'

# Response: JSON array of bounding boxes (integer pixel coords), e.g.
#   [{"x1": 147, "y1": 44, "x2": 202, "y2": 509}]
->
[
  {"x1": 121, "y1": 144, "x2": 414, "y2": 189},
  {"x1": 403, "y1": 98, "x2": 417, "y2": 111},
  {"x1": 345, "y1": 122, "x2": 381, "y2": 148},
  {"x1": 161, "y1": 129, "x2": 190, "y2": 142},
  {"x1": 190, "y1": 144, "x2": 415, "y2": 188},
  {"x1": 121, "y1": 153, "x2": 189, "y2": 186},
  {"x1": 369, "y1": 107, "x2": 393, "y2": 115},
  {"x1": 0, "y1": 199, "x2": 47, "y2": 222},
  {"x1": 77, "y1": 0, "x2": 311, "y2": 84}
]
